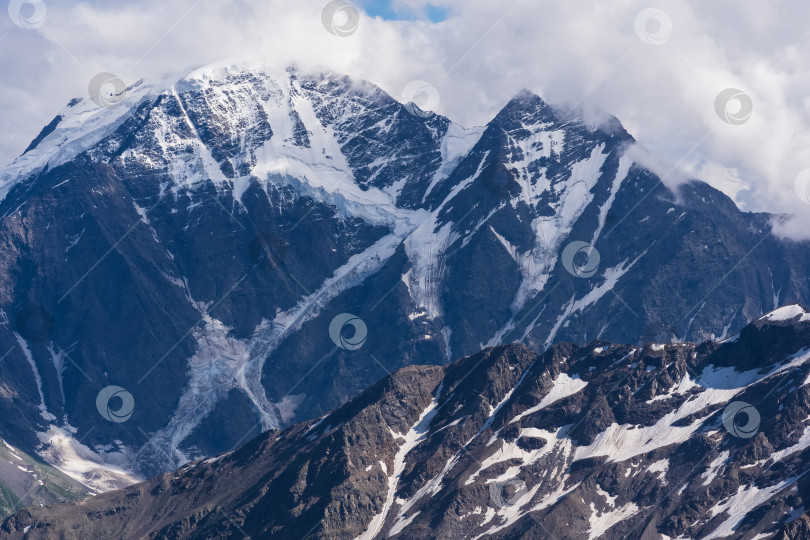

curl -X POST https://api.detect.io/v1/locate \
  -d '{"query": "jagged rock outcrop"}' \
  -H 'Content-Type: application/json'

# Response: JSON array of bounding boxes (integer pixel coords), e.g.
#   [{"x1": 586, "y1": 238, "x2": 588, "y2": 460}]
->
[{"x1": 4, "y1": 306, "x2": 810, "y2": 539}]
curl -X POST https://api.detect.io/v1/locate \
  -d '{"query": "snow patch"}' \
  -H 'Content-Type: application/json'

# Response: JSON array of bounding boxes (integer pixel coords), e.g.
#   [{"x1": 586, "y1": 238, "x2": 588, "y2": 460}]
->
[
  {"x1": 509, "y1": 373, "x2": 587, "y2": 424},
  {"x1": 36, "y1": 425, "x2": 139, "y2": 494},
  {"x1": 588, "y1": 501, "x2": 640, "y2": 540},
  {"x1": 359, "y1": 386, "x2": 442, "y2": 539},
  {"x1": 646, "y1": 458, "x2": 669, "y2": 484},
  {"x1": 704, "y1": 480, "x2": 796, "y2": 539},
  {"x1": 701, "y1": 451, "x2": 729, "y2": 486},
  {"x1": 762, "y1": 305, "x2": 807, "y2": 322}
]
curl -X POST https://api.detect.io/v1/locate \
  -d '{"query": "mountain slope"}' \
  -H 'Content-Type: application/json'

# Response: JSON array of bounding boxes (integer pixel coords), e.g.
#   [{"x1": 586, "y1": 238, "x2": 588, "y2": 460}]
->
[
  {"x1": 0, "y1": 62, "x2": 808, "y2": 488},
  {"x1": 4, "y1": 306, "x2": 810, "y2": 539},
  {"x1": 0, "y1": 438, "x2": 87, "y2": 519}
]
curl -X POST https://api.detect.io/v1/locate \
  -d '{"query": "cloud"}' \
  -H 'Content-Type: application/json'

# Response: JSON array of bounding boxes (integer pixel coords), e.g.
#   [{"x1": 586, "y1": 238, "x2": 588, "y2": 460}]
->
[
  {"x1": 1, "y1": 0, "x2": 809, "y2": 238},
  {"x1": 685, "y1": 162, "x2": 750, "y2": 205}
]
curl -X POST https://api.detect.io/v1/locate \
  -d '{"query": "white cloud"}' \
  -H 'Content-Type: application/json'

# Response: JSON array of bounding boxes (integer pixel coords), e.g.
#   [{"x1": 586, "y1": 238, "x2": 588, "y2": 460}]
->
[
  {"x1": 685, "y1": 162, "x2": 750, "y2": 207},
  {"x1": 1, "y1": 0, "x2": 809, "y2": 238}
]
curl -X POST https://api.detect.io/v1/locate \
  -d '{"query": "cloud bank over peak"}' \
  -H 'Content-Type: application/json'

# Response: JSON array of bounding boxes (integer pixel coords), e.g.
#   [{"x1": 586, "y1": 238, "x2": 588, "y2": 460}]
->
[{"x1": 1, "y1": 0, "x2": 809, "y2": 238}]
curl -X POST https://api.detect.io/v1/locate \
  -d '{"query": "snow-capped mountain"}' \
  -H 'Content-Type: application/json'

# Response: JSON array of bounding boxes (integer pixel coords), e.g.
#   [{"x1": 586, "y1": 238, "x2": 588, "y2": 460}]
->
[
  {"x1": 4, "y1": 306, "x2": 810, "y2": 539},
  {"x1": 0, "y1": 61, "x2": 808, "y2": 492}
]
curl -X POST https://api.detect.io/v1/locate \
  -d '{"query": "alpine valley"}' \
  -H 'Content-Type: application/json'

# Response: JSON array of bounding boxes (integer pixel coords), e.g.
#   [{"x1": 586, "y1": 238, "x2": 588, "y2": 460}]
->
[{"x1": 0, "y1": 61, "x2": 809, "y2": 535}]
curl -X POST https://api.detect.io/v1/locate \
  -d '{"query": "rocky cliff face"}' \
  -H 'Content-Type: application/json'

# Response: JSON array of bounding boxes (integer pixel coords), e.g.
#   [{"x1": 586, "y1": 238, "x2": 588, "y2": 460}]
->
[
  {"x1": 0, "y1": 61, "x2": 808, "y2": 491},
  {"x1": 4, "y1": 306, "x2": 810, "y2": 539}
]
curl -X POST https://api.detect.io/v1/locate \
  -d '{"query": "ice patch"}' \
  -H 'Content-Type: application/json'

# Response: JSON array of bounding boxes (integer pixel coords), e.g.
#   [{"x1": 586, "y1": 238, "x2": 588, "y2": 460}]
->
[
  {"x1": 423, "y1": 123, "x2": 485, "y2": 201},
  {"x1": 574, "y1": 387, "x2": 740, "y2": 463},
  {"x1": 770, "y1": 422, "x2": 810, "y2": 463},
  {"x1": 575, "y1": 352, "x2": 810, "y2": 464},
  {"x1": 510, "y1": 144, "x2": 610, "y2": 313},
  {"x1": 64, "y1": 228, "x2": 85, "y2": 254},
  {"x1": 359, "y1": 385, "x2": 442, "y2": 539},
  {"x1": 701, "y1": 451, "x2": 729, "y2": 486},
  {"x1": 590, "y1": 153, "x2": 633, "y2": 247},
  {"x1": 36, "y1": 425, "x2": 138, "y2": 494},
  {"x1": 509, "y1": 373, "x2": 587, "y2": 424},
  {"x1": 646, "y1": 458, "x2": 669, "y2": 484},
  {"x1": 403, "y1": 217, "x2": 458, "y2": 320},
  {"x1": 762, "y1": 305, "x2": 809, "y2": 322},
  {"x1": 588, "y1": 501, "x2": 640, "y2": 540},
  {"x1": 595, "y1": 483, "x2": 617, "y2": 508},
  {"x1": 14, "y1": 333, "x2": 55, "y2": 421},
  {"x1": 545, "y1": 253, "x2": 645, "y2": 347},
  {"x1": 703, "y1": 480, "x2": 796, "y2": 540},
  {"x1": 272, "y1": 393, "x2": 306, "y2": 424},
  {"x1": 647, "y1": 372, "x2": 699, "y2": 403},
  {"x1": 0, "y1": 81, "x2": 158, "y2": 201}
]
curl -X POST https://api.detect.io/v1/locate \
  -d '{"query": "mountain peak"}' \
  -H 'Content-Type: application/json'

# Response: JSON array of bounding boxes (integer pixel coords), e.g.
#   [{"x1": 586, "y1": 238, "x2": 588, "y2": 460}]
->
[
  {"x1": 498, "y1": 88, "x2": 558, "y2": 122},
  {"x1": 495, "y1": 88, "x2": 634, "y2": 145},
  {"x1": 512, "y1": 87, "x2": 551, "y2": 105}
]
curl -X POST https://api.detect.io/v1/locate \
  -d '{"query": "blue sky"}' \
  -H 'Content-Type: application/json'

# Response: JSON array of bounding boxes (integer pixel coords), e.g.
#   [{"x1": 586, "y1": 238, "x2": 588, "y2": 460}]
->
[{"x1": 358, "y1": 0, "x2": 450, "y2": 22}]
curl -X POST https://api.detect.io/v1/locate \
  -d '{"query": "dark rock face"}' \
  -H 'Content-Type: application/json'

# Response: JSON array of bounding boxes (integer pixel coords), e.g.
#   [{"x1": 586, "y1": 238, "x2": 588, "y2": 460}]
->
[
  {"x1": 4, "y1": 308, "x2": 810, "y2": 539},
  {"x1": 778, "y1": 514, "x2": 810, "y2": 539},
  {"x1": 0, "y1": 63, "x2": 808, "y2": 488}
]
